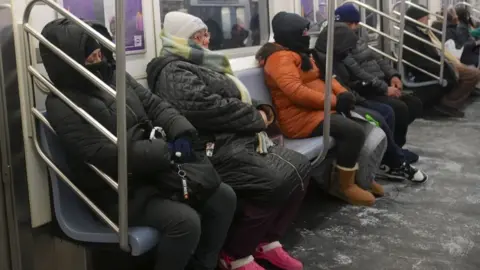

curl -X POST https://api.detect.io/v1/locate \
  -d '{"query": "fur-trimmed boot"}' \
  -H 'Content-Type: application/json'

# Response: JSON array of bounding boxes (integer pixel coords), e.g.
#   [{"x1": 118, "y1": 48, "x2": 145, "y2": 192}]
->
[{"x1": 330, "y1": 164, "x2": 375, "y2": 206}]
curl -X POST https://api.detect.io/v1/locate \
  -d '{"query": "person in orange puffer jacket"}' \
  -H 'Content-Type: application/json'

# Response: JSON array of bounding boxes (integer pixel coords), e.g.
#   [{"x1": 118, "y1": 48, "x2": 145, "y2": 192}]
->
[{"x1": 257, "y1": 12, "x2": 377, "y2": 207}]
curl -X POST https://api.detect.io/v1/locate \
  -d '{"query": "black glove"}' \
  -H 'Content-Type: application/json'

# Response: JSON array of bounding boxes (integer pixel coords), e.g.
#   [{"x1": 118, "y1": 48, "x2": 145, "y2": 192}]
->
[{"x1": 335, "y1": 92, "x2": 356, "y2": 117}]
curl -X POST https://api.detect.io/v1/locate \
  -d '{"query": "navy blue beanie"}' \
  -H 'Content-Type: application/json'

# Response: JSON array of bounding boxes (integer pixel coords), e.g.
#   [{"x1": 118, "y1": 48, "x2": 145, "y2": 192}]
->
[{"x1": 335, "y1": 4, "x2": 361, "y2": 23}]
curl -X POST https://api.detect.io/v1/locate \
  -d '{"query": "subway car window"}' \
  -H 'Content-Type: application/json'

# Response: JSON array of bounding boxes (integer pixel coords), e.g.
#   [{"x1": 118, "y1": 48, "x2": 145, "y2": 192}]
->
[
  {"x1": 159, "y1": 0, "x2": 269, "y2": 50},
  {"x1": 301, "y1": 0, "x2": 327, "y2": 22}
]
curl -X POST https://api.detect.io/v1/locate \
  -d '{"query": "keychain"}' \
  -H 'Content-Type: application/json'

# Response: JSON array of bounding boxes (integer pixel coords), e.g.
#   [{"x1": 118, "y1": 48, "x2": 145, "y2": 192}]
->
[
  {"x1": 177, "y1": 164, "x2": 189, "y2": 200},
  {"x1": 206, "y1": 142, "x2": 215, "y2": 157},
  {"x1": 149, "y1": 126, "x2": 167, "y2": 140}
]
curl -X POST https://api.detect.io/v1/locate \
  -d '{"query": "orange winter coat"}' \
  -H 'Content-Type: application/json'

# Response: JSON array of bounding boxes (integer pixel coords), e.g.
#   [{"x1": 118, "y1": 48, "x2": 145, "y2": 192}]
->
[{"x1": 263, "y1": 49, "x2": 347, "y2": 139}]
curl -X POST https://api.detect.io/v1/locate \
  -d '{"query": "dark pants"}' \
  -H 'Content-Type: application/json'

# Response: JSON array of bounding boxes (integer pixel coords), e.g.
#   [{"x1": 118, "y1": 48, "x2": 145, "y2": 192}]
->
[
  {"x1": 134, "y1": 183, "x2": 236, "y2": 270},
  {"x1": 354, "y1": 106, "x2": 405, "y2": 168},
  {"x1": 311, "y1": 113, "x2": 366, "y2": 168},
  {"x1": 223, "y1": 178, "x2": 309, "y2": 259},
  {"x1": 411, "y1": 83, "x2": 454, "y2": 109},
  {"x1": 367, "y1": 95, "x2": 423, "y2": 147}
]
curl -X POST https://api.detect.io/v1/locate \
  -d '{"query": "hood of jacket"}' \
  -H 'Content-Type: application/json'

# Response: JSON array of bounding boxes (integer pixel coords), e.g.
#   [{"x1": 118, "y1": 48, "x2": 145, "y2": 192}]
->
[
  {"x1": 314, "y1": 22, "x2": 358, "y2": 59},
  {"x1": 312, "y1": 22, "x2": 358, "y2": 81},
  {"x1": 255, "y1": 43, "x2": 289, "y2": 67},
  {"x1": 40, "y1": 18, "x2": 115, "y2": 89}
]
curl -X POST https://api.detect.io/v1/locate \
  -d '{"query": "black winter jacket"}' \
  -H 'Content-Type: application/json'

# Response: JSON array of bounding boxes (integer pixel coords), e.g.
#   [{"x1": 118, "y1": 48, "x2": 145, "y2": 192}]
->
[
  {"x1": 312, "y1": 22, "x2": 366, "y2": 103},
  {"x1": 146, "y1": 56, "x2": 311, "y2": 205},
  {"x1": 41, "y1": 19, "x2": 198, "y2": 212},
  {"x1": 403, "y1": 22, "x2": 458, "y2": 85},
  {"x1": 432, "y1": 21, "x2": 458, "y2": 45},
  {"x1": 343, "y1": 37, "x2": 400, "y2": 96}
]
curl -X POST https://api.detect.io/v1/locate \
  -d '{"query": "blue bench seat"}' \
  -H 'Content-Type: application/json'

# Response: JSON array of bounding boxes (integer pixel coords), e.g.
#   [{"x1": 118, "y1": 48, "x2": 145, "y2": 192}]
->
[
  {"x1": 235, "y1": 68, "x2": 335, "y2": 161},
  {"x1": 37, "y1": 112, "x2": 158, "y2": 256}
]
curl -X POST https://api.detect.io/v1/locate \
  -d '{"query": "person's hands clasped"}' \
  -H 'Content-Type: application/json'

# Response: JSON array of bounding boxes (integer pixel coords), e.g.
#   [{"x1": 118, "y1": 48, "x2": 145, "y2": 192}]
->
[
  {"x1": 390, "y1": 77, "x2": 403, "y2": 91},
  {"x1": 387, "y1": 86, "x2": 402, "y2": 98},
  {"x1": 335, "y1": 92, "x2": 356, "y2": 117}
]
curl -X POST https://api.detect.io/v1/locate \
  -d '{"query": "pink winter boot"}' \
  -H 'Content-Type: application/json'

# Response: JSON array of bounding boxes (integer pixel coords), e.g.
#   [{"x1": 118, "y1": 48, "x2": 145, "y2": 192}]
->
[
  {"x1": 254, "y1": 241, "x2": 303, "y2": 270},
  {"x1": 219, "y1": 252, "x2": 265, "y2": 270}
]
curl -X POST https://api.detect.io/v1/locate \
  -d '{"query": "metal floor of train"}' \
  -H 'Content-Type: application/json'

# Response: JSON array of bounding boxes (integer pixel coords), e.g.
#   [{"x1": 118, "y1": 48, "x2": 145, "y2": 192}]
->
[{"x1": 282, "y1": 98, "x2": 480, "y2": 270}]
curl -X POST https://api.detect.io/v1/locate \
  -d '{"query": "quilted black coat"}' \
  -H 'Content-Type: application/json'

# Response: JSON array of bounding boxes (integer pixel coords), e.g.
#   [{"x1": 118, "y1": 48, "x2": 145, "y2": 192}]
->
[
  {"x1": 343, "y1": 37, "x2": 400, "y2": 96},
  {"x1": 41, "y1": 19, "x2": 198, "y2": 213},
  {"x1": 146, "y1": 56, "x2": 311, "y2": 205}
]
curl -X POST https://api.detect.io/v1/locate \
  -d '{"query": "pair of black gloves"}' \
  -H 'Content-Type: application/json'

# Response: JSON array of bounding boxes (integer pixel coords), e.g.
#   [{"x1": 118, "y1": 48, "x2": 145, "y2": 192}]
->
[{"x1": 335, "y1": 91, "x2": 356, "y2": 117}]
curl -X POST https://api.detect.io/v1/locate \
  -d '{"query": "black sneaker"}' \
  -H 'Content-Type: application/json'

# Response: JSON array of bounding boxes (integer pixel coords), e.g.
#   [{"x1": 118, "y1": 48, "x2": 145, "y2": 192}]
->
[{"x1": 378, "y1": 163, "x2": 428, "y2": 183}]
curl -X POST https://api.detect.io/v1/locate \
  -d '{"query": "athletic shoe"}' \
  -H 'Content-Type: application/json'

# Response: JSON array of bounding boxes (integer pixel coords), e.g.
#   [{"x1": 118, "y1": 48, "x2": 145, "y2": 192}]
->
[{"x1": 378, "y1": 162, "x2": 428, "y2": 183}]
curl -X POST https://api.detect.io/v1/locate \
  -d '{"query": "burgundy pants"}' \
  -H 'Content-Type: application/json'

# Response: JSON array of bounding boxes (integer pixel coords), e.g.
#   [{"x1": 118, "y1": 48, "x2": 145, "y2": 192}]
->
[{"x1": 223, "y1": 177, "x2": 310, "y2": 259}]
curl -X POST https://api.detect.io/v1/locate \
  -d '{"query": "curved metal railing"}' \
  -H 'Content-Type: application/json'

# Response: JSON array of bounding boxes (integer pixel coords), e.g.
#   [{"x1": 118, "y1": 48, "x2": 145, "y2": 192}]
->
[{"x1": 22, "y1": 0, "x2": 129, "y2": 252}]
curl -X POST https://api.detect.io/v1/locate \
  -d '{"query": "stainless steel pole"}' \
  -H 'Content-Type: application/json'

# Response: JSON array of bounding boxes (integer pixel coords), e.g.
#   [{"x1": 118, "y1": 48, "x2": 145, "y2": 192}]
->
[
  {"x1": 396, "y1": 0, "x2": 406, "y2": 74},
  {"x1": 115, "y1": 0, "x2": 129, "y2": 252},
  {"x1": 439, "y1": 4, "x2": 448, "y2": 83},
  {"x1": 313, "y1": 0, "x2": 335, "y2": 165}
]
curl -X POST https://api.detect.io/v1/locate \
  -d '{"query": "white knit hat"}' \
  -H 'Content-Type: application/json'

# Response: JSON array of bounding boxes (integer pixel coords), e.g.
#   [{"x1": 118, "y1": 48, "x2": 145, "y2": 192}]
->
[{"x1": 163, "y1": 11, "x2": 208, "y2": 39}]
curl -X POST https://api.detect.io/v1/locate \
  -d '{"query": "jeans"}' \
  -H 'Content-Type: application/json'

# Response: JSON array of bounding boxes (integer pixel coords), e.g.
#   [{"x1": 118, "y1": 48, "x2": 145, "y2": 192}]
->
[{"x1": 354, "y1": 106, "x2": 405, "y2": 168}]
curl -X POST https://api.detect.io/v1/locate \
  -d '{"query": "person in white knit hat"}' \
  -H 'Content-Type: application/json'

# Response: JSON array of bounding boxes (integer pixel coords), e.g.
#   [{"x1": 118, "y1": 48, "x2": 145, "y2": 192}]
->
[
  {"x1": 162, "y1": 11, "x2": 211, "y2": 48},
  {"x1": 147, "y1": 11, "x2": 311, "y2": 270}
]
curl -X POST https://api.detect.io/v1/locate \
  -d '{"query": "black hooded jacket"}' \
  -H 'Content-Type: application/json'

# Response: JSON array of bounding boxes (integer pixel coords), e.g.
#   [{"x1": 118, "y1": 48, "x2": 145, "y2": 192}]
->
[
  {"x1": 41, "y1": 19, "x2": 198, "y2": 209},
  {"x1": 272, "y1": 12, "x2": 312, "y2": 71},
  {"x1": 403, "y1": 8, "x2": 458, "y2": 84},
  {"x1": 312, "y1": 22, "x2": 367, "y2": 101}
]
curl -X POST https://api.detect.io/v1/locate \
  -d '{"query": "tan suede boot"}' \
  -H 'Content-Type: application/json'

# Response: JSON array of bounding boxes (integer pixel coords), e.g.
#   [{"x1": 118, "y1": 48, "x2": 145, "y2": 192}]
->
[
  {"x1": 329, "y1": 164, "x2": 375, "y2": 206},
  {"x1": 370, "y1": 180, "x2": 385, "y2": 197}
]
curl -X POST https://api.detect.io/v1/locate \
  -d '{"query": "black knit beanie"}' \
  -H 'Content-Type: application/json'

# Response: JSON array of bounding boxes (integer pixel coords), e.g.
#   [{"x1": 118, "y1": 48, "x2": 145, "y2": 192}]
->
[
  {"x1": 84, "y1": 36, "x2": 101, "y2": 58},
  {"x1": 406, "y1": 5, "x2": 429, "y2": 20}
]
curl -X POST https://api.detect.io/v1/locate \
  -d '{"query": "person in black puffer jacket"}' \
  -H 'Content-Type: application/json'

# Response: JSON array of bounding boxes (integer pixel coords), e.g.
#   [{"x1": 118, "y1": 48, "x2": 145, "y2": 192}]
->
[
  {"x1": 41, "y1": 19, "x2": 236, "y2": 270},
  {"x1": 334, "y1": 4, "x2": 423, "y2": 159},
  {"x1": 147, "y1": 11, "x2": 311, "y2": 270},
  {"x1": 312, "y1": 22, "x2": 428, "y2": 183}
]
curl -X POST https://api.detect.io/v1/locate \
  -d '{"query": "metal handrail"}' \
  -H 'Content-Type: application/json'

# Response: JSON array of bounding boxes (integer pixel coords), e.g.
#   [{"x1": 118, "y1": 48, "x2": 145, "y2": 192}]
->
[
  {"x1": 455, "y1": 2, "x2": 480, "y2": 18},
  {"x1": 396, "y1": 0, "x2": 407, "y2": 72},
  {"x1": 30, "y1": 106, "x2": 117, "y2": 187},
  {"x1": 368, "y1": 46, "x2": 443, "y2": 81},
  {"x1": 344, "y1": 0, "x2": 444, "y2": 81},
  {"x1": 30, "y1": 108, "x2": 120, "y2": 234},
  {"x1": 312, "y1": 0, "x2": 335, "y2": 165},
  {"x1": 360, "y1": 22, "x2": 441, "y2": 65},
  {"x1": 390, "y1": 1, "x2": 448, "y2": 84},
  {"x1": 22, "y1": 0, "x2": 129, "y2": 252}
]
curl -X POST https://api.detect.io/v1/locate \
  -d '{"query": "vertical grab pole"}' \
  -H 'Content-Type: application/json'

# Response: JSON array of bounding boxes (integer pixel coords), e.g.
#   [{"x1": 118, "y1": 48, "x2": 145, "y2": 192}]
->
[
  {"x1": 322, "y1": 0, "x2": 335, "y2": 156},
  {"x1": 314, "y1": 0, "x2": 319, "y2": 22},
  {"x1": 439, "y1": 4, "x2": 448, "y2": 84},
  {"x1": 313, "y1": 0, "x2": 335, "y2": 165},
  {"x1": 396, "y1": 0, "x2": 406, "y2": 76},
  {"x1": 115, "y1": 0, "x2": 129, "y2": 252},
  {"x1": 360, "y1": 0, "x2": 367, "y2": 38}
]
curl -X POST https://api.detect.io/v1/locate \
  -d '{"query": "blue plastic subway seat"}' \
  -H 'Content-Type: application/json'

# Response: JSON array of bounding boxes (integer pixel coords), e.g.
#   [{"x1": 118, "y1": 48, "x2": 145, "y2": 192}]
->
[
  {"x1": 37, "y1": 112, "x2": 158, "y2": 256},
  {"x1": 235, "y1": 68, "x2": 335, "y2": 160}
]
